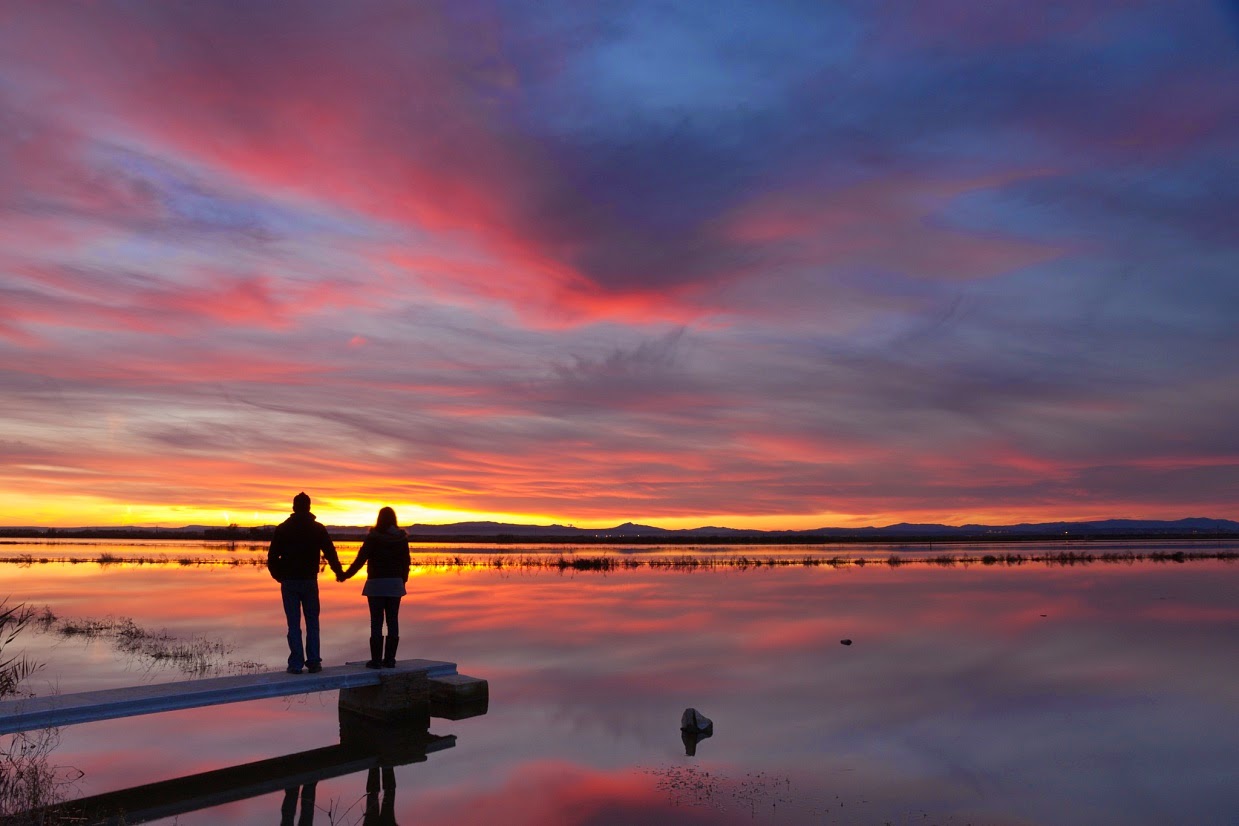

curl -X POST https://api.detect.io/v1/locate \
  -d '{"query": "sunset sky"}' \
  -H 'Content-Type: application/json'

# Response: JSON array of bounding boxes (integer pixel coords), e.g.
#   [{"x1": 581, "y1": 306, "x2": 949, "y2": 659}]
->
[{"x1": 2, "y1": 2, "x2": 1237, "y2": 529}]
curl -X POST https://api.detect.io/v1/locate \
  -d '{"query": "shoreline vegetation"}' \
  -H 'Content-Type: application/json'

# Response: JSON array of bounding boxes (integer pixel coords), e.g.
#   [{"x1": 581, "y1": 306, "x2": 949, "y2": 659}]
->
[
  {"x1": 1, "y1": 601, "x2": 257, "y2": 821},
  {"x1": 1, "y1": 601, "x2": 76, "y2": 820},
  {"x1": 0, "y1": 548, "x2": 1234, "y2": 570}
]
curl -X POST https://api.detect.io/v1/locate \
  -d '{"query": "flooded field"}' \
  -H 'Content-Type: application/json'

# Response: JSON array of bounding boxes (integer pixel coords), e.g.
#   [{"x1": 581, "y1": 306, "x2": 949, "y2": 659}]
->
[{"x1": 1, "y1": 540, "x2": 1237, "y2": 824}]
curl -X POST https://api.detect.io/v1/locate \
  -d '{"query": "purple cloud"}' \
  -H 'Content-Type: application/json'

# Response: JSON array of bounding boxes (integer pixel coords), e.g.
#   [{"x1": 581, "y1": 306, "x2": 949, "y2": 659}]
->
[{"x1": 0, "y1": 1, "x2": 1236, "y2": 525}]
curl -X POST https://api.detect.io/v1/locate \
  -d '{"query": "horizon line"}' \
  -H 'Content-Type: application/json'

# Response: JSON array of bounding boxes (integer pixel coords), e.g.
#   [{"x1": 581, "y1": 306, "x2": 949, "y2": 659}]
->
[{"x1": 3, "y1": 515, "x2": 1237, "y2": 534}]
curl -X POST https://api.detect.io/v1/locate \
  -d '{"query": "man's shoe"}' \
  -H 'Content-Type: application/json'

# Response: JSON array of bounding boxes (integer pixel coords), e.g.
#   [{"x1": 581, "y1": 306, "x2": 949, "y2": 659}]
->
[
  {"x1": 307, "y1": 663, "x2": 322, "y2": 674},
  {"x1": 287, "y1": 666, "x2": 304, "y2": 674}
]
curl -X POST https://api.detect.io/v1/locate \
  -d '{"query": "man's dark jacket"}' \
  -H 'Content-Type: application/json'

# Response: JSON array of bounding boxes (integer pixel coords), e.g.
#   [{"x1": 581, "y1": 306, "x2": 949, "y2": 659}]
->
[{"x1": 267, "y1": 512, "x2": 343, "y2": 581}]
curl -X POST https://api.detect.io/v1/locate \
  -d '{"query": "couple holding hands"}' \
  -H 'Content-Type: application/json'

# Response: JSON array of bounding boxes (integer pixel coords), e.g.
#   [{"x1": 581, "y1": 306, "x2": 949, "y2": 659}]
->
[{"x1": 267, "y1": 492, "x2": 411, "y2": 674}]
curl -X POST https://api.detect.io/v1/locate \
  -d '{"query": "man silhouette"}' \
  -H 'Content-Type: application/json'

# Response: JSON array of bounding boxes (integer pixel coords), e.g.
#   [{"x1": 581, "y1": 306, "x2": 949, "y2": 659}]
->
[{"x1": 268, "y1": 492, "x2": 344, "y2": 674}]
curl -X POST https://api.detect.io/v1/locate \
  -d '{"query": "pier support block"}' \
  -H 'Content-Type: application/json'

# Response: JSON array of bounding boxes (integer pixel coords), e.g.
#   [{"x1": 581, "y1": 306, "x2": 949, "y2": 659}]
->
[
  {"x1": 338, "y1": 670, "x2": 431, "y2": 723},
  {"x1": 428, "y1": 674, "x2": 489, "y2": 720}
]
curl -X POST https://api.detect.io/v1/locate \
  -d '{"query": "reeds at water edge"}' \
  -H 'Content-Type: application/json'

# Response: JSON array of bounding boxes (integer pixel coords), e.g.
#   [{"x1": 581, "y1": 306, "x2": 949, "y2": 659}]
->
[{"x1": 0, "y1": 548, "x2": 1234, "y2": 572}]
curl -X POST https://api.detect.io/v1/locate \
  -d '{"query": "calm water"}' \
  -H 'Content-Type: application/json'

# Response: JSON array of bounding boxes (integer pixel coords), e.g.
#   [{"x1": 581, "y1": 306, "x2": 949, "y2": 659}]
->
[{"x1": 2, "y1": 540, "x2": 1237, "y2": 824}]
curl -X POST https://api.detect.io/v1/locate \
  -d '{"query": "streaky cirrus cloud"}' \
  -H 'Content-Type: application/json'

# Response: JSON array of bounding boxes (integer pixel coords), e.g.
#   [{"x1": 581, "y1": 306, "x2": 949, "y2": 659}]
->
[{"x1": 0, "y1": 1, "x2": 1237, "y2": 527}]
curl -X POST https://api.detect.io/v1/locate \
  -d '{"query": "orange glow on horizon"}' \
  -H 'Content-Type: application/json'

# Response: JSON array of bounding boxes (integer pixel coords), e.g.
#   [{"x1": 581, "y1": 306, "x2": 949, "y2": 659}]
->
[{"x1": 0, "y1": 488, "x2": 1217, "y2": 531}]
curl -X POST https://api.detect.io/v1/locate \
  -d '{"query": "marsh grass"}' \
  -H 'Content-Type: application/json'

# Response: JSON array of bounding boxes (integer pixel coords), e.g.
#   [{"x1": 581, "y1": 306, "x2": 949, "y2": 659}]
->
[
  {"x1": 477, "y1": 548, "x2": 1235, "y2": 571},
  {"x1": 53, "y1": 614, "x2": 251, "y2": 677},
  {"x1": 0, "y1": 600, "x2": 83, "y2": 823},
  {"x1": 0, "y1": 548, "x2": 1234, "y2": 573},
  {"x1": 1, "y1": 601, "x2": 245, "y2": 823},
  {"x1": 0, "y1": 728, "x2": 82, "y2": 823},
  {"x1": 0, "y1": 602, "x2": 42, "y2": 699}
]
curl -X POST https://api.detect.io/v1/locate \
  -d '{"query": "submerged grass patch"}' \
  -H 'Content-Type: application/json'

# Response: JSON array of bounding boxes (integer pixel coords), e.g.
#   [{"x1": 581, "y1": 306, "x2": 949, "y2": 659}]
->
[
  {"x1": 0, "y1": 548, "x2": 1234, "y2": 573},
  {"x1": 48, "y1": 613, "x2": 259, "y2": 677},
  {"x1": 401, "y1": 547, "x2": 1238, "y2": 571}
]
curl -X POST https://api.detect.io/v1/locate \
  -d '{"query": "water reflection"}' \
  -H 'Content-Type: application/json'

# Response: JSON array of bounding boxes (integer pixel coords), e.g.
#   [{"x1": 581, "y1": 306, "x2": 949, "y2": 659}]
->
[
  {"x1": 280, "y1": 768, "x2": 399, "y2": 826},
  {"x1": 680, "y1": 727, "x2": 711, "y2": 757},
  {"x1": 278, "y1": 768, "x2": 399, "y2": 826},
  {"x1": 360, "y1": 767, "x2": 397, "y2": 826},
  {"x1": 280, "y1": 782, "x2": 316, "y2": 826},
  {"x1": 33, "y1": 708, "x2": 458, "y2": 825},
  {"x1": 1, "y1": 549, "x2": 1236, "y2": 824}
]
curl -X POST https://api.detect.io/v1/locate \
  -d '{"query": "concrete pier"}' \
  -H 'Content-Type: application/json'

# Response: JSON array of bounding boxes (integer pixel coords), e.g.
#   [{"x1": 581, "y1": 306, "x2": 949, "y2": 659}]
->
[
  {"x1": 2, "y1": 661, "x2": 489, "y2": 824},
  {"x1": 0, "y1": 659, "x2": 488, "y2": 734}
]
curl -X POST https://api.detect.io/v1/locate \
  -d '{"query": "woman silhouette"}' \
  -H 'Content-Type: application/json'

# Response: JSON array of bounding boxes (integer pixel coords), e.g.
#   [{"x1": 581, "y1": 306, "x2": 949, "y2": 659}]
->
[{"x1": 340, "y1": 507, "x2": 411, "y2": 668}]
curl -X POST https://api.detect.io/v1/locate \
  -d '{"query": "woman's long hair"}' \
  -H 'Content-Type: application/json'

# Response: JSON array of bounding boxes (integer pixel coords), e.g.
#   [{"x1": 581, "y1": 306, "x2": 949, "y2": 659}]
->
[{"x1": 374, "y1": 506, "x2": 398, "y2": 532}]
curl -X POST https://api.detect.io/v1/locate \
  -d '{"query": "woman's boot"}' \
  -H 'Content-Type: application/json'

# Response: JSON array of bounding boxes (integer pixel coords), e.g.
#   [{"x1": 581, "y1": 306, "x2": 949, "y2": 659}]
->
[
  {"x1": 382, "y1": 635, "x2": 399, "y2": 668},
  {"x1": 366, "y1": 636, "x2": 383, "y2": 669}
]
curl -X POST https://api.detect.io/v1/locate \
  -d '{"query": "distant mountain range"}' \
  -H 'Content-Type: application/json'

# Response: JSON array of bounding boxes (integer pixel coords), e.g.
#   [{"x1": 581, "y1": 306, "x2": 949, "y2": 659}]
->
[
  {"x1": 8, "y1": 516, "x2": 1236, "y2": 541},
  {"x1": 382, "y1": 517, "x2": 1239, "y2": 539}
]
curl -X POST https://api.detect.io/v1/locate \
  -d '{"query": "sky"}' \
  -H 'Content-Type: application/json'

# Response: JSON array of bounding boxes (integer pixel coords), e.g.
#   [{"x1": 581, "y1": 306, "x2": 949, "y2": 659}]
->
[{"x1": 1, "y1": 1, "x2": 1237, "y2": 529}]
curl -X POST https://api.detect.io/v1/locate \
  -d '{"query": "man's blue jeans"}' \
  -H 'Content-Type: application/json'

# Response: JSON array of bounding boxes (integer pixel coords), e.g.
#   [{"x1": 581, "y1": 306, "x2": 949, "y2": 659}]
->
[{"x1": 281, "y1": 579, "x2": 321, "y2": 669}]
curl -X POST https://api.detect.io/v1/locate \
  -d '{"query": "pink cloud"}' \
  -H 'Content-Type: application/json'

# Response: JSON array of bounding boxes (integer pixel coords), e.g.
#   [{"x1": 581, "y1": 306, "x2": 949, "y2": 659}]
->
[
  {"x1": 10, "y1": 4, "x2": 1029, "y2": 329},
  {"x1": 725, "y1": 172, "x2": 1063, "y2": 282},
  {"x1": 2, "y1": 3, "x2": 1235, "y2": 528}
]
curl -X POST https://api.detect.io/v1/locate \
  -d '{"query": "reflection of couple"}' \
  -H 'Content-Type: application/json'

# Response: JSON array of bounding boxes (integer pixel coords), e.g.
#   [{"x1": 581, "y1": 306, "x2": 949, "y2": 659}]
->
[
  {"x1": 267, "y1": 492, "x2": 411, "y2": 674},
  {"x1": 281, "y1": 768, "x2": 397, "y2": 826}
]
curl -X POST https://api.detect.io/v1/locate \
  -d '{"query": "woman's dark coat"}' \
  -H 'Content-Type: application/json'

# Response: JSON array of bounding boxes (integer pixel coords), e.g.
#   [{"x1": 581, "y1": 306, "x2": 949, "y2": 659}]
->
[{"x1": 343, "y1": 527, "x2": 411, "y2": 582}]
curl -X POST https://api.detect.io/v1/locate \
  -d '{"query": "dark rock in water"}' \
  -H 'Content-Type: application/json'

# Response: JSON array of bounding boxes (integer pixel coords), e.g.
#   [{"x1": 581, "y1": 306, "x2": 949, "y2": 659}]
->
[
  {"x1": 840, "y1": 639, "x2": 853, "y2": 645},
  {"x1": 682, "y1": 726, "x2": 712, "y2": 756},
  {"x1": 680, "y1": 708, "x2": 714, "y2": 756},
  {"x1": 681, "y1": 707, "x2": 713, "y2": 734}
]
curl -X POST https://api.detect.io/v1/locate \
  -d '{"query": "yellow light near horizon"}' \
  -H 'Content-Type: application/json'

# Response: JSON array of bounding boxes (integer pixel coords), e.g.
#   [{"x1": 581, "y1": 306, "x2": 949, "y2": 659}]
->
[
  {"x1": 0, "y1": 491, "x2": 281, "y2": 529},
  {"x1": 0, "y1": 485, "x2": 1176, "y2": 531},
  {"x1": 315, "y1": 499, "x2": 570, "y2": 529}
]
